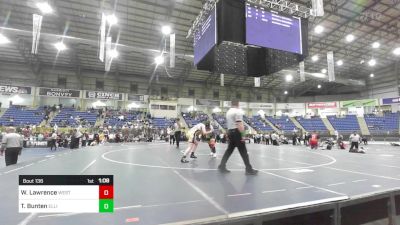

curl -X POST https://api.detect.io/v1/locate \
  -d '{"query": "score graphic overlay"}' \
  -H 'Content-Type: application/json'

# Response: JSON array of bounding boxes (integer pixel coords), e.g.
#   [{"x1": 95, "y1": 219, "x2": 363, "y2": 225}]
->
[
  {"x1": 246, "y1": 3, "x2": 303, "y2": 54},
  {"x1": 193, "y1": 7, "x2": 217, "y2": 65},
  {"x1": 19, "y1": 175, "x2": 114, "y2": 213}
]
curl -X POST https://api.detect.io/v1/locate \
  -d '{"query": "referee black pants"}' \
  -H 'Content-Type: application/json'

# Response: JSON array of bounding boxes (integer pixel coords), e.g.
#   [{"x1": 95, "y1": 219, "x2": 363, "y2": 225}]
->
[
  {"x1": 350, "y1": 142, "x2": 359, "y2": 151},
  {"x1": 5, "y1": 147, "x2": 21, "y2": 166},
  {"x1": 174, "y1": 131, "x2": 181, "y2": 148},
  {"x1": 219, "y1": 129, "x2": 253, "y2": 171}
]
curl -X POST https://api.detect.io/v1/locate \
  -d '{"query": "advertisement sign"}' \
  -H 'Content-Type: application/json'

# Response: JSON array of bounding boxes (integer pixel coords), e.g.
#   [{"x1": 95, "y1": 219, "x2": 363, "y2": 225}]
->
[
  {"x1": 307, "y1": 102, "x2": 337, "y2": 109},
  {"x1": 85, "y1": 91, "x2": 123, "y2": 101},
  {"x1": 340, "y1": 99, "x2": 378, "y2": 108},
  {"x1": 127, "y1": 94, "x2": 145, "y2": 102},
  {"x1": 39, "y1": 88, "x2": 80, "y2": 98},
  {"x1": 382, "y1": 97, "x2": 400, "y2": 105},
  {"x1": 276, "y1": 103, "x2": 305, "y2": 109},
  {"x1": 248, "y1": 103, "x2": 274, "y2": 109},
  {"x1": 0, "y1": 85, "x2": 32, "y2": 95},
  {"x1": 196, "y1": 99, "x2": 220, "y2": 107},
  {"x1": 223, "y1": 101, "x2": 248, "y2": 108}
]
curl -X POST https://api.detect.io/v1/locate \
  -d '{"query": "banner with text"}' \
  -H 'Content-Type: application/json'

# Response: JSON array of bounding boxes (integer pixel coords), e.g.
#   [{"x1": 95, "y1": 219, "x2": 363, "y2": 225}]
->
[
  {"x1": 248, "y1": 103, "x2": 274, "y2": 109},
  {"x1": 85, "y1": 91, "x2": 123, "y2": 101},
  {"x1": 127, "y1": 94, "x2": 146, "y2": 102},
  {"x1": 382, "y1": 97, "x2": 400, "y2": 105},
  {"x1": 196, "y1": 99, "x2": 220, "y2": 107},
  {"x1": 340, "y1": 99, "x2": 378, "y2": 108},
  {"x1": 39, "y1": 88, "x2": 80, "y2": 98},
  {"x1": 223, "y1": 101, "x2": 248, "y2": 108},
  {"x1": 276, "y1": 103, "x2": 305, "y2": 109},
  {"x1": 0, "y1": 85, "x2": 32, "y2": 95},
  {"x1": 307, "y1": 102, "x2": 337, "y2": 109}
]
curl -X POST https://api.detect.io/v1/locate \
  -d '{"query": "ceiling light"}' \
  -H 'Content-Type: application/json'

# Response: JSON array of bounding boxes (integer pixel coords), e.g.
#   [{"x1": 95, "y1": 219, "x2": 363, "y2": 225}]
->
[
  {"x1": 284, "y1": 91, "x2": 288, "y2": 95},
  {"x1": 368, "y1": 59, "x2": 376, "y2": 66},
  {"x1": 106, "y1": 14, "x2": 118, "y2": 25},
  {"x1": 155, "y1": 55, "x2": 164, "y2": 65},
  {"x1": 360, "y1": 60, "x2": 365, "y2": 64},
  {"x1": 336, "y1": 60, "x2": 343, "y2": 66},
  {"x1": 54, "y1": 42, "x2": 66, "y2": 51},
  {"x1": 370, "y1": 73, "x2": 374, "y2": 78},
  {"x1": 393, "y1": 47, "x2": 400, "y2": 56},
  {"x1": 161, "y1": 25, "x2": 172, "y2": 35},
  {"x1": 314, "y1": 25, "x2": 324, "y2": 34},
  {"x1": 285, "y1": 74, "x2": 293, "y2": 82},
  {"x1": 109, "y1": 49, "x2": 119, "y2": 58},
  {"x1": 321, "y1": 68, "x2": 327, "y2": 74},
  {"x1": 317, "y1": 84, "x2": 322, "y2": 89},
  {"x1": 372, "y1": 42, "x2": 380, "y2": 49},
  {"x1": 0, "y1": 33, "x2": 10, "y2": 44},
  {"x1": 36, "y1": 2, "x2": 53, "y2": 14},
  {"x1": 311, "y1": 55, "x2": 319, "y2": 62},
  {"x1": 345, "y1": 34, "x2": 355, "y2": 42}
]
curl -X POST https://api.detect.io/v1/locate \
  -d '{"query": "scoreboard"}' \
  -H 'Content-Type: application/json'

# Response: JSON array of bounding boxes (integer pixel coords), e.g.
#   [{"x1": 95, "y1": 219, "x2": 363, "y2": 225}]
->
[
  {"x1": 193, "y1": 6, "x2": 217, "y2": 65},
  {"x1": 245, "y1": 3, "x2": 303, "y2": 54},
  {"x1": 19, "y1": 175, "x2": 114, "y2": 213}
]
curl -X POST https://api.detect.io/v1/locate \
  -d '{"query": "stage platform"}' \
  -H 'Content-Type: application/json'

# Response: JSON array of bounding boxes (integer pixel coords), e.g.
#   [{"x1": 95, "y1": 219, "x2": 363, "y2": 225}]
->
[{"x1": 1, "y1": 142, "x2": 400, "y2": 225}]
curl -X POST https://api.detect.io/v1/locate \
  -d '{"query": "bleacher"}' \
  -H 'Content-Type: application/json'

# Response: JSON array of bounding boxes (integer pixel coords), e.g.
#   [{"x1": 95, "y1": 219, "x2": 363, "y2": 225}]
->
[
  {"x1": 181, "y1": 112, "x2": 209, "y2": 128},
  {"x1": 0, "y1": 106, "x2": 44, "y2": 126},
  {"x1": 266, "y1": 116, "x2": 296, "y2": 132},
  {"x1": 151, "y1": 117, "x2": 173, "y2": 129},
  {"x1": 327, "y1": 115, "x2": 360, "y2": 134},
  {"x1": 296, "y1": 116, "x2": 327, "y2": 132},
  {"x1": 51, "y1": 108, "x2": 97, "y2": 127},
  {"x1": 245, "y1": 115, "x2": 274, "y2": 132},
  {"x1": 364, "y1": 113, "x2": 399, "y2": 135},
  {"x1": 212, "y1": 113, "x2": 227, "y2": 129},
  {"x1": 104, "y1": 111, "x2": 142, "y2": 127}
]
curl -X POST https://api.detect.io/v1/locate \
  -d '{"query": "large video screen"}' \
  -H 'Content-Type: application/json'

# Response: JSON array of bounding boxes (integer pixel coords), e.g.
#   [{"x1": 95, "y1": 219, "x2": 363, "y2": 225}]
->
[
  {"x1": 245, "y1": 3, "x2": 303, "y2": 54},
  {"x1": 193, "y1": 7, "x2": 217, "y2": 65}
]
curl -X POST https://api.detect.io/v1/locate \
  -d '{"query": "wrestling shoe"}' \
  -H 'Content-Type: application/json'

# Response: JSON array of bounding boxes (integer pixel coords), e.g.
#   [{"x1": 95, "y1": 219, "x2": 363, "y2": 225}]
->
[
  {"x1": 190, "y1": 153, "x2": 197, "y2": 159},
  {"x1": 218, "y1": 166, "x2": 231, "y2": 173},
  {"x1": 245, "y1": 169, "x2": 258, "y2": 175},
  {"x1": 180, "y1": 156, "x2": 189, "y2": 163},
  {"x1": 212, "y1": 153, "x2": 217, "y2": 158}
]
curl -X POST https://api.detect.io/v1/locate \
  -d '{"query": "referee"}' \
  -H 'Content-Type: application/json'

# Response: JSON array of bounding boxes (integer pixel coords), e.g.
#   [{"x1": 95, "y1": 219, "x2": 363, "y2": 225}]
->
[
  {"x1": 218, "y1": 101, "x2": 258, "y2": 175},
  {"x1": 0, "y1": 127, "x2": 23, "y2": 166}
]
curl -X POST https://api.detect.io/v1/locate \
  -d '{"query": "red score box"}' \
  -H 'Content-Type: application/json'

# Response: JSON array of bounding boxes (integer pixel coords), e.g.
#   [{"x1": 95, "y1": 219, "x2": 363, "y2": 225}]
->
[{"x1": 99, "y1": 185, "x2": 114, "y2": 199}]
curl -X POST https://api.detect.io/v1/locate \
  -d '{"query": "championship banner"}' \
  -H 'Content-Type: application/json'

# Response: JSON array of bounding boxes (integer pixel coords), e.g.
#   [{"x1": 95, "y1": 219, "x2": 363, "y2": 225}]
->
[
  {"x1": 340, "y1": 99, "x2": 378, "y2": 108},
  {"x1": 254, "y1": 77, "x2": 260, "y2": 87},
  {"x1": 307, "y1": 102, "x2": 337, "y2": 109},
  {"x1": 327, "y1": 51, "x2": 335, "y2": 82},
  {"x1": 85, "y1": 91, "x2": 123, "y2": 101},
  {"x1": 32, "y1": 14, "x2": 43, "y2": 55},
  {"x1": 39, "y1": 88, "x2": 80, "y2": 98},
  {"x1": 170, "y1": 33, "x2": 175, "y2": 68},
  {"x1": 382, "y1": 97, "x2": 400, "y2": 105},
  {"x1": 196, "y1": 99, "x2": 220, "y2": 107},
  {"x1": 0, "y1": 85, "x2": 32, "y2": 95},
  {"x1": 299, "y1": 61, "x2": 305, "y2": 82}
]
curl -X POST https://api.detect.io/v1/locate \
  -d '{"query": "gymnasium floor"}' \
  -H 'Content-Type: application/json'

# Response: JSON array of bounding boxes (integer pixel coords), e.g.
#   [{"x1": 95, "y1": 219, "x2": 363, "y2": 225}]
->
[{"x1": 1, "y1": 142, "x2": 400, "y2": 225}]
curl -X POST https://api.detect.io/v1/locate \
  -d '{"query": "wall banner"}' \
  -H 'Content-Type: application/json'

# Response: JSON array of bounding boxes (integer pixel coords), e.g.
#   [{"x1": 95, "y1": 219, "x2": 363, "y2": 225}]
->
[
  {"x1": 382, "y1": 97, "x2": 400, "y2": 105},
  {"x1": 0, "y1": 85, "x2": 32, "y2": 95},
  {"x1": 39, "y1": 88, "x2": 80, "y2": 98},
  {"x1": 340, "y1": 99, "x2": 378, "y2": 108},
  {"x1": 307, "y1": 102, "x2": 337, "y2": 109},
  {"x1": 85, "y1": 91, "x2": 123, "y2": 100}
]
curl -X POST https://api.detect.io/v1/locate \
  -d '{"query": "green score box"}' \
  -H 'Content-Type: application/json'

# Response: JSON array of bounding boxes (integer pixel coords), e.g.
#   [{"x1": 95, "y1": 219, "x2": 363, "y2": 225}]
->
[{"x1": 99, "y1": 199, "x2": 114, "y2": 213}]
